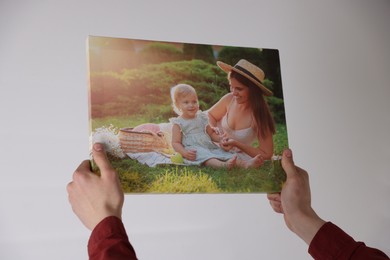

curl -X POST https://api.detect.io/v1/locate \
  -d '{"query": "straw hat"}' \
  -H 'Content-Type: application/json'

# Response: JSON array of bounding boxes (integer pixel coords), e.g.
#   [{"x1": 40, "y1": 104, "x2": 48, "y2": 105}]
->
[{"x1": 217, "y1": 59, "x2": 273, "y2": 96}]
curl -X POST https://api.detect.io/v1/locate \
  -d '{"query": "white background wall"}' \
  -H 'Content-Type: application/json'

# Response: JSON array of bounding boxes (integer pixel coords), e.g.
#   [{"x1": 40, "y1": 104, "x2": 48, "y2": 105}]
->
[{"x1": 1, "y1": 1, "x2": 389, "y2": 259}]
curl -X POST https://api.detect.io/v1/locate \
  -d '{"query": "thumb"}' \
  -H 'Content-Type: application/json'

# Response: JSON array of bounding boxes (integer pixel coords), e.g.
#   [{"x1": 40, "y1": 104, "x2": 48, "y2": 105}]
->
[
  {"x1": 281, "y1": 148, "x2": 297, "y2": 177},
  {"x1": 92, "y1": 143, "x2": 115, "y2": 178}
]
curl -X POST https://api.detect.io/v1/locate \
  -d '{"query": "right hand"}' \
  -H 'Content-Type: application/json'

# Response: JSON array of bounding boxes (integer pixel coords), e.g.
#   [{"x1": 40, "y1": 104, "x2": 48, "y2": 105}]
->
[
  {"x1": 220, "y1": 133, "x2": 234, "y2": 151},
  {"x1": 210, "y1": 126, "x2": 223, "y2": 136},
  {"x1": 267, "y1": 149, "x2": 326, "y2": 245},
  {"x1": 183, "y1": 149, "x2": 197, "y2": 161}
]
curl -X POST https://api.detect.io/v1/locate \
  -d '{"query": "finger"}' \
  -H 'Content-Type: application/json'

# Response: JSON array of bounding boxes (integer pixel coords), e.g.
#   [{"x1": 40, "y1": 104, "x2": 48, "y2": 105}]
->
[
  {"x1": 281, "y1": 148, "x2": 297, "y2": 178},
  {"x1": 66, "y1": 181, "x2": 73, "y2": 195},
  {"x1": 66, "y1": 181, "x2": 79, "y2": 206},
  {"x1": 267, "y1": 193, "x2": 281, "y2": 202},
  {"x1": 92, "y1": 143, "x2": 115, "y2": 178},
  {"x1": 72, "y1": 160, "x2": 92, "y2": 180},
  {"x1": 296, "y1": 166, "x2": 310, "y2": 182},
  {"x1": 76, "y1": 160, "x2": 92, "y2": 173},
  {"x1": 269, "y1": 200, "x2": 283, "y2": 214}
]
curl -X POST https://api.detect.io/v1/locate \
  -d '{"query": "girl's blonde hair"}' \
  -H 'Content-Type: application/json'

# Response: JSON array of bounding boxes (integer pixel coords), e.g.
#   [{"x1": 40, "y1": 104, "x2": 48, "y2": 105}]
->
[{"x1": 170, "y1": 84, "x2": 197, "y2": 115}]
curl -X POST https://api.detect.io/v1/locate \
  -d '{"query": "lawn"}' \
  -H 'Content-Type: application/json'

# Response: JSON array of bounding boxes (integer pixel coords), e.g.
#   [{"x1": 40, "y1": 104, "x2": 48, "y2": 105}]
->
[{"x1": 91, "y1": 116, "x2": 288, "y2": 193}]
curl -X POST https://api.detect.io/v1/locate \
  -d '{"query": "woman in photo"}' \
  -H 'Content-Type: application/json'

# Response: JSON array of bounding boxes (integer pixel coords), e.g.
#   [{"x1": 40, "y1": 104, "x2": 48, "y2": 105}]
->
[
  {"x1": 170, "y1": 83, "x2": 263, "y2": 169},
  {"x1": 208, "y1": 59, "x2": 275, "y2": 164}
]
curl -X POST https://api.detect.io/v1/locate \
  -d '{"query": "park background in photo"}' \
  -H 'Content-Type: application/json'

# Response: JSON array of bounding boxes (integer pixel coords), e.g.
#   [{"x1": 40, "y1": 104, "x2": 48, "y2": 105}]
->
[{"x1": 87, "y1": 35, "x2": 288, "y2": 194}]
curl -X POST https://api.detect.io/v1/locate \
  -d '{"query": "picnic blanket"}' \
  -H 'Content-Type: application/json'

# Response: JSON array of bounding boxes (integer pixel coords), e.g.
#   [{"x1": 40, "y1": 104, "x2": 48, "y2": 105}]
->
[{"x1": 127, "y1": 151, "x2": 174, "y2": 167}]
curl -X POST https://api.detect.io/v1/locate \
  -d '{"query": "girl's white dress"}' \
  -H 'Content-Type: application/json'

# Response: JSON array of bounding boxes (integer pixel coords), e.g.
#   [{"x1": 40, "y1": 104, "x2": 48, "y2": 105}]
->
[{"x1": 170, "y1": 111, "x2": 234, "y2": 165}]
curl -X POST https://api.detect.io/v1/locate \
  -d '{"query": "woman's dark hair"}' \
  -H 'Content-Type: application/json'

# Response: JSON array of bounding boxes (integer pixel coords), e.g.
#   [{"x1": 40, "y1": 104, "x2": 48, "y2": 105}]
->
[{"x1": 229, "y1": 71, "x2": 275, "y2": 138}]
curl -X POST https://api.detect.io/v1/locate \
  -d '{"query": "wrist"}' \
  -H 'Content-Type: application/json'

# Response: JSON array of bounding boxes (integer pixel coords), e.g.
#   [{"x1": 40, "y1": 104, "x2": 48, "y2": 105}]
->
[
  {"x1": 92, "y1": 211, "x2": 122, "y2": 231},
  {"x1": 289, "y1": 210, "x2": 326, "y2": 245},
  {"x1": 230, "y1": 139, "x2": 238, "y2": 147}
]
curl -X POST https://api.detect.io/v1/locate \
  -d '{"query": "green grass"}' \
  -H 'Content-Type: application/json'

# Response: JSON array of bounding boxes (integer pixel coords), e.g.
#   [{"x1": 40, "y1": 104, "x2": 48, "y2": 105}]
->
[
  {"x1": 92, "y1": 115, "x2": 288, "y2": 153},
  {"x1": 148, "y1": 167, "x2": 222, "y2": 193},
  {"x1": 91, "y1": 154, "x2": 286, "y2": 194},
  {"x1": 91, "y1": 115, "x2": 288, "y2": 193},
  {"x1": 273, "y1": 124, "x2": 288, "y2": 155}
]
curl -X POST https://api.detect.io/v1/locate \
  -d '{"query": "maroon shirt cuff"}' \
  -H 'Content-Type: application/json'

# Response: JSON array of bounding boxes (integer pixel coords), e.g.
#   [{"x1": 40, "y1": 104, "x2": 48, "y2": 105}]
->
[
  {"x1": 88, "y1": 216, "x2": 137, "y2": 260},
  {"x1": 309, "y1": 222, "x2": 389, "y2": 260}
]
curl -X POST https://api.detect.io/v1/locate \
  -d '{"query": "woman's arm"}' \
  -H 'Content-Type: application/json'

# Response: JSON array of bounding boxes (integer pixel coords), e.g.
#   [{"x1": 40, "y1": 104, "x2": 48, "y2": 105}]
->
[
  {"x1": 206, "y1": 125, "x2": 222, "y2": 143},
  {"x1": 171, "y1": 124, "x2": 196, "y2": 161},
  {"x1": 222, "y1": 130, "x2": 274, "y2": 159},
  {"x1": 207, "y1": 93, "x2": 232, "y2": 127},
  {"x1": 255, "y1": 130, "x2": 274, "y2": 159}
]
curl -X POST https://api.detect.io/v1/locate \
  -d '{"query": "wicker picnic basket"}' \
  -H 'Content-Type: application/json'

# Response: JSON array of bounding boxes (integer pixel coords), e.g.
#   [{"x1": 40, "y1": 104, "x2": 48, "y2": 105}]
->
[{"x1": 118, "y1": 127, "x2": 170, "y2": 153}]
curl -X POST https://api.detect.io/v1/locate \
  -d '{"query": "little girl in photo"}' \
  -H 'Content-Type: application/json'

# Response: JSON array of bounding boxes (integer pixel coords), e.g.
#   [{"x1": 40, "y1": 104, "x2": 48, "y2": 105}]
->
[{"x1": 169, "y1": 84, "x2": 262, "y2": 169}]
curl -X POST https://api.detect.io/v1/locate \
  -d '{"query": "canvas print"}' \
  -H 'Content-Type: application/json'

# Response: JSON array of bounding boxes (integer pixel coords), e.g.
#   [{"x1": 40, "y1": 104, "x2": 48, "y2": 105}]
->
[{"x1": 87, "y1": 35, "x2": 288, "y2": 193}]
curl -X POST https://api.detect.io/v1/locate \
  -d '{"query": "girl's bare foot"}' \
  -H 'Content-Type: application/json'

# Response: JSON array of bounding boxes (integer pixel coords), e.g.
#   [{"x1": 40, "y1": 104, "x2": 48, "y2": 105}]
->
[
  {"x1": 244, "y1": 154, "x2": 264, "y2": 169},
  {"x1": 225, "y1": 155, "x2": 237, "y2": 169}
]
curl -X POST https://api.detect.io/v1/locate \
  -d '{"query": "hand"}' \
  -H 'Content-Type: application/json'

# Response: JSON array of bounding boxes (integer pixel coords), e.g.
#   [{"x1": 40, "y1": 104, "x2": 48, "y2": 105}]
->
[
  {"x1": 183, "y1": 149, "x2": 197, "y2": 161},
  {"x1": 267, "y1": 149, "x2": 326, "y2": 245},
  {"x1": 220, "y1": 144, "x2": 232, "y2": 152},
  {"x1": 220, "y1": 135, "x2": 235, "y2": 151},
  {"x1": 67, "y1": 143, "x2": 124, "y2": 230},
  {"x1": 210, "y1": 126, "x2": 223, "y2": 136}
]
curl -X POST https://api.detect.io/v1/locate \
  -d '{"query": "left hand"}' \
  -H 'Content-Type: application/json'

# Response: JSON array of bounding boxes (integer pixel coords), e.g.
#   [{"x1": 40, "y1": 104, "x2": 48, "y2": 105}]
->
[{"x1": 66, "y1": 143, "x2": 124, "y2": 230}]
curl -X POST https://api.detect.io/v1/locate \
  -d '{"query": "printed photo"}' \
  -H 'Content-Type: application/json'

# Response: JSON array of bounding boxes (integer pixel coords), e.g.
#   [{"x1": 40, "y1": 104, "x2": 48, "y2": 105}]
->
[{"x1": 87, "y1": 35, "x2": 288, "y2": 193}]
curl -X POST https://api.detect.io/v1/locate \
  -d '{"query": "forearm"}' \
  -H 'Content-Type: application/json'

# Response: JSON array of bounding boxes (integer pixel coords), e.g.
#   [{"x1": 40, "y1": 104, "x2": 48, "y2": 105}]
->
[
  {"x1": 288, "y1": 210, "x2": 326, "y2": 246},
  {"x1": 208, "y1": 113, "x2": 218, "y2": 127},
  {"x1": 172, "y1": 142, "x2": 187, "y2": 155},
  {"x1": 172, "y1": 142, "x2": 191, "y2": 160},
  {"x1": 206, "y1": 126, "x2": 221, "y2": 142},
  {"x1": 233, "y1": 141, "x2": 273, "y2": 159},
  {"x1": 88, "y1": 216, "x2": 137, "y2": 260},
  {"x1": 309, "y1": 222, "x2": 389, "y2": 260},
  {"x1": 210, "y1": 134, "x2": 221, "y2": 143}
]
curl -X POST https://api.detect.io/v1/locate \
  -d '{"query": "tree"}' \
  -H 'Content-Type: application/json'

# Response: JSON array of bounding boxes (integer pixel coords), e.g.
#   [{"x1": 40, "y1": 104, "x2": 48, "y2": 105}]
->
[
  {"x1": 260, "y1": 49, "x2": 283, "y2": 98},
  {"x1": 88, "y1": 36, "x2": 137, "y2": 72},
  {"x1": 217, "y1": 47, "x2": 284, "y2": 98},
  {"x1": 217, "y1": 46, "x2": 263, "y2": 67},
  {"x1": 137, "y1": 43, "x2": 183, "y2": 65},
  {"x1": 183, "y1": 43, "x2": 215, "y2": 64}
]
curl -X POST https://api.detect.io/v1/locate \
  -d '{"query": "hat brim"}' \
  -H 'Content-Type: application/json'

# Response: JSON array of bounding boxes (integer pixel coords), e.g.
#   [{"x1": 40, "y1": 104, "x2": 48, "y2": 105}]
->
[{"x1": 217, "y1": 61, "x2": 273, "y2": 96}]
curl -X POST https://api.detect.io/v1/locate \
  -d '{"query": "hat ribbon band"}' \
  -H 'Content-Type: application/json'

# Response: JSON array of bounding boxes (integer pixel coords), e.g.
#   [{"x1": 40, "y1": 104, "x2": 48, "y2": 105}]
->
[{"x1": 234, "y1": 65, "x2": 263, "y2": 85}]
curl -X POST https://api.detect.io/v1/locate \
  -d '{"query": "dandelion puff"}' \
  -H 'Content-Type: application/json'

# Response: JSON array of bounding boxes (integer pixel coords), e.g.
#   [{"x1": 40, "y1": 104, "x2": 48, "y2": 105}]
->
[{"x1": 90, "y1": 125, "x2": 126, "y2": 158}]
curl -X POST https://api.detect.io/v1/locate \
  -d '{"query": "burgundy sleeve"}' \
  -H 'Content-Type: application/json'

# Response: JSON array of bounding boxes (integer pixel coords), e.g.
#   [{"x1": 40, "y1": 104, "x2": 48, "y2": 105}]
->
[
  {"x1": 309, "y1": 222, "x2": 389, "y2": 260},
  {"x1": 88, "y1": 216, "x2": 138, "y2": 260}
]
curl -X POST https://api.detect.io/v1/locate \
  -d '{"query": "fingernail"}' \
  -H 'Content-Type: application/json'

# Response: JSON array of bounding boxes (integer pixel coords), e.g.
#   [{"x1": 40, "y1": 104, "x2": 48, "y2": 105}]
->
[
  {"x1": 93, "y1": 143, "x2": 103, "y2": 151},
  {"x1": 284, "y1": 149, "x2": 292, "y2": 158}
]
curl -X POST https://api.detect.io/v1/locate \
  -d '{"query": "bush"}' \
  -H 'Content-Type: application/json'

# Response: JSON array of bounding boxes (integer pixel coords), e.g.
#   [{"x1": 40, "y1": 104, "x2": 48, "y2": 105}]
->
[
  {"x1": 183, "y1": 43, "x2": 215, "y2": 64},
  {"x1": 217, "y1": 46, "x2": 263, "y2": 67},
  {"x1": 90, "y1": 58, "x2": 285, "y2": 125},
  {"x1": 138, "y1": 42, "x2": 183, "y2": 65},
  {"x1": 266, "y1": 96, "x2": 286, "y2": 124},
  {"x1": 90, "y1": 60, "x2": 229, "y2": 118}
]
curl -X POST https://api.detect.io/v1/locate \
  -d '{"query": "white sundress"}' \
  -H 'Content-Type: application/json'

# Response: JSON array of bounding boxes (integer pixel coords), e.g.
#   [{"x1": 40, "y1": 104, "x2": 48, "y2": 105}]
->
[{"x1": 169, "y1": 111, "x2": 234, "y2": 165}]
